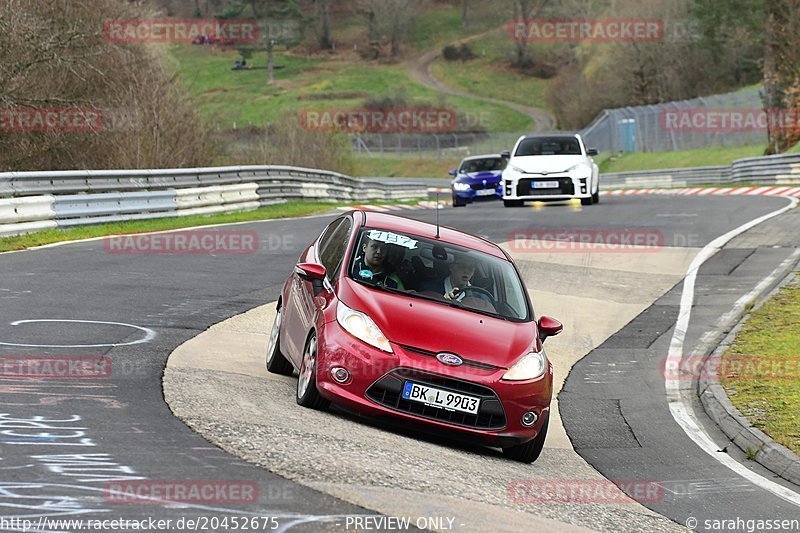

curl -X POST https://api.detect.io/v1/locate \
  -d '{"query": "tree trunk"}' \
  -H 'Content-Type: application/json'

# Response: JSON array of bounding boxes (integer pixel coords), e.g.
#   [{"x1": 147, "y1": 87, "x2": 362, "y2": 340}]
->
[
  {"x1": 462, "y1": 0, "x2": 468, "y2": 27},
  {"x1": 268, "y1": 39, "x2": 274, "y2": 84},
  {"x1": 763, "y1": 7, "x2": 780, "y2": 153},
  {"x1": 319, "y1": 0, "x2": 333, "y2": 49},
  {"x1": 513, "y1": 0, "x2": 531, "y2": 67}
]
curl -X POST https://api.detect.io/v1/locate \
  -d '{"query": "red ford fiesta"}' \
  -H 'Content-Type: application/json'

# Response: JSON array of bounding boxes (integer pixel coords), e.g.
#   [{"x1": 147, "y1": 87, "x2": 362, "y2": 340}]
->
[{"x1": 266, "y1": 210, "x2": 562, "y2": 463}]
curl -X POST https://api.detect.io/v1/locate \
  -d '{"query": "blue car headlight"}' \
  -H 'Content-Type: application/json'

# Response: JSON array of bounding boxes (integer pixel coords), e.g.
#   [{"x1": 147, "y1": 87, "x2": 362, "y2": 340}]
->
[{"x1": 453, "y1": 182, "x2": 472, "y2": 192}]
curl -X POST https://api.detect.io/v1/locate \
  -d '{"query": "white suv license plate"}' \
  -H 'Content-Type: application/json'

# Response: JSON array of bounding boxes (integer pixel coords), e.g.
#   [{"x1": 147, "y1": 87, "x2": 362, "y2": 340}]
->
[
  {"x1": 475, "y1": 189, "x2": 496, "y2": 196},
  {"x1": 533, "y1": 181, "x2": 560, "y2": 189},
  {"x1": 402, "y1": 381, "x2": 480, "y2": 415}
]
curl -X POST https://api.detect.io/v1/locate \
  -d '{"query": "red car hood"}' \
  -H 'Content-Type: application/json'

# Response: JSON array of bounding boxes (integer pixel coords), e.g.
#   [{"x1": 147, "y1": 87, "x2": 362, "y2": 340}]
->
[{"x1": 338, "y1": 279, "x2": 537, "y2": 369}]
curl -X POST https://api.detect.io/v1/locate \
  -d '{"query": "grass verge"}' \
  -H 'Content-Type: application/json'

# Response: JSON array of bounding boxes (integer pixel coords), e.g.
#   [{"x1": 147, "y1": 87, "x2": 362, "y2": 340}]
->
[
  {"x1": 170, "y1": 45, "x2": 532, "y2": 132},
  {"x1": 429, "y1": 31, "x2": 552, "y2": 113},
  {"x1": 0, "y1": 202, "x2": 349, "y2": 253},
  {"x1": 601, "y1": 143, "x2": 800, "y2": 174},
  {"x1": 352, "y1": 157, "x2": 461, "y2": 178},
  {"x1": 720, "y1": 276, "x2": 800, "y2": 456},
  {"x1": 599, "y1": 145, "x2": 769, "y2": 173}
]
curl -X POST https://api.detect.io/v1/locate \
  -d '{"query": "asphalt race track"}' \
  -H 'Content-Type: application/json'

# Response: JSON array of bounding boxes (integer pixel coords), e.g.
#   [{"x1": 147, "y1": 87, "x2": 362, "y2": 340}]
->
[{"x1": 1, "y1": 194, "x2": 798, "y2": 532}]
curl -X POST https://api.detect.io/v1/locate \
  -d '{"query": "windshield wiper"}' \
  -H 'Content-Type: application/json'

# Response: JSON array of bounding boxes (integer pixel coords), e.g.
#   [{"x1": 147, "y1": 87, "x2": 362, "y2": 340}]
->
[{"x1": 446, "y1": 299, "x2": 508, "y2": 321}]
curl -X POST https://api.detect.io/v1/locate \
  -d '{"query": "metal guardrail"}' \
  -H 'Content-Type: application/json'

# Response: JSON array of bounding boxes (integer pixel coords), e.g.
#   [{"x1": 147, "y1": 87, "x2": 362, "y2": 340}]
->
[
  {"x1": 0, "y1": 166, "x2": 428, "y2": 237},
  {"x1": 601, "y1": 152, "x2": 800, "y2": 190}
]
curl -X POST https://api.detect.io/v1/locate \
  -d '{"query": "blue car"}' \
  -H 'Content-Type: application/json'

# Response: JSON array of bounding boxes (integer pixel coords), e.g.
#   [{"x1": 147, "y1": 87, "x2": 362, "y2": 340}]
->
[{"x1": 449, "y1": 154, "x2": 507, "y2": 207}]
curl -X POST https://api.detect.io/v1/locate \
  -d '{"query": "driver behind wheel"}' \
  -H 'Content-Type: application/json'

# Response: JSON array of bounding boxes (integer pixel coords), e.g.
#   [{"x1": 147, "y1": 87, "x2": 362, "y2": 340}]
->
[{"x1": 419, "y1": 253, "x2": 491, "y2": 303}]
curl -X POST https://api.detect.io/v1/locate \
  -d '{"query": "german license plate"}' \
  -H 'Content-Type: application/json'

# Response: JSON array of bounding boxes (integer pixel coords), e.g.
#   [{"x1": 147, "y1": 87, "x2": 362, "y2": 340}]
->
[
  {"x1": 533, "y1": 181, "x2": 559, "y2": 189},
  {"x1": 475, "y1": 189, "x2": 496, "y2": 196},
  {"x1": 402, "y1": 381, "x2": 480, "y2": 415}
]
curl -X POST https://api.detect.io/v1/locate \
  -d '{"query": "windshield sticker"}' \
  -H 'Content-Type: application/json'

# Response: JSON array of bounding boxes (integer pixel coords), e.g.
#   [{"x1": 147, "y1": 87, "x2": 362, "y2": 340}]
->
[
  {"x1": 358, "y1": 269, "x2": 374, "y2": 279},
  {"x1": 368, "y1": 230, "x2": 418, "y2": 250}
]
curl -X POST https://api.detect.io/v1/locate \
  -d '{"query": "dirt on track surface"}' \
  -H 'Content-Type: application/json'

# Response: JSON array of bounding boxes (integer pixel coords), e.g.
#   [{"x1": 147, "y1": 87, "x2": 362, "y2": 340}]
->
[{"x1": 406, "y1": 26, "x2": 557, "y2": 132}]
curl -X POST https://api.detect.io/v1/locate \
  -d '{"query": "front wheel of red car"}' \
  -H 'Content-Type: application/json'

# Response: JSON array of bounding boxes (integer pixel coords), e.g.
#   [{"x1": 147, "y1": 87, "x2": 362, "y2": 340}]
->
[
  {"x1": 266, "y1": 305, "x2": 294, "y2": 376},
  {"x1": 296, "y1": 333, "x2": 330, "y2": 410},
  {"x1": 503, "y1": 414, "x2": 549, "y2": 463}
]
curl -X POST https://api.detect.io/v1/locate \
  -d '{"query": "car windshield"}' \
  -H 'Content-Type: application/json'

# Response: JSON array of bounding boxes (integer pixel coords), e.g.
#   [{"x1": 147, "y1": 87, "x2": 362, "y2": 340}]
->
[
  {"x1": 459, "y1": 157, "x2": 506, "y2": 173},
  {"x1": 515, "y1": 137, "x2": 582, "y2": 156},
  {"x1": 347, "y1": 228, "x2": 531, "y2": 322}
]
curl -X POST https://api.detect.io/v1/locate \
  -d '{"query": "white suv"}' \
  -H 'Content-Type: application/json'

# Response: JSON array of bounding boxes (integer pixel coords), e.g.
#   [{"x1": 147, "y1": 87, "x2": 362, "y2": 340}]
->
[{"x1": 501, "y1": 134, "x2": 600, "y2": 207}]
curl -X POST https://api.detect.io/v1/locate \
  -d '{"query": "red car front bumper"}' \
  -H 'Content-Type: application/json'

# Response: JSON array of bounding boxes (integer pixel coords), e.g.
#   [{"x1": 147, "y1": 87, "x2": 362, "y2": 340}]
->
[{"x1": 315, "y1": 320, "x2": 552, "y2": 447}]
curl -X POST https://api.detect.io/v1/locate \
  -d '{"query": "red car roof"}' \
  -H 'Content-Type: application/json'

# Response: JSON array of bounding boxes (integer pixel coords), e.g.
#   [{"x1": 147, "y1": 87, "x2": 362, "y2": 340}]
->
[{"x1": 357, "y1": 210, "x2": 508, "y2": 260}]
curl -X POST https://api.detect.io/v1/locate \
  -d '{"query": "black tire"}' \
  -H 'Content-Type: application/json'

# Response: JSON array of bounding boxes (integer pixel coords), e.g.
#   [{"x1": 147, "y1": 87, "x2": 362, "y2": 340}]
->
[
  {"x1": 580, "y1": 195, "x2": 594, "y2": 206},
  {"x1": 266, "y1": 304, "x2": 294, "y2": 376},
  {"x1": 296, "y1": 333, "x2": 330, "y2": 410},
  {"x1": 503, "y1": 414, "x2": 548, "y2": 463},
  {"x1": 452, "y1": 196, "x2": 466, "y2": 207},
  {"x1": 504, "y1": 199, "x2": 523, "y2": 207},
  {"x1": 592, "y1": 190, "x2": 600, "y2": 204}
]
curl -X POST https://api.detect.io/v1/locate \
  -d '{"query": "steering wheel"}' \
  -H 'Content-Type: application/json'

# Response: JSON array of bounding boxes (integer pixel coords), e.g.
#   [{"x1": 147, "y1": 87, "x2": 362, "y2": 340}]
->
[{"x1": 457, "y1": 286, "x2": 497, "y2": 304}]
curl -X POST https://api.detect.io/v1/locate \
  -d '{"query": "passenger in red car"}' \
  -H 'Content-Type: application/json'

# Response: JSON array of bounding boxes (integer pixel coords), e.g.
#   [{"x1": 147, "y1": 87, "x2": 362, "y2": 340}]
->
[{"x1": 352, "y1": 236, "x2": 400, "y2": 289}]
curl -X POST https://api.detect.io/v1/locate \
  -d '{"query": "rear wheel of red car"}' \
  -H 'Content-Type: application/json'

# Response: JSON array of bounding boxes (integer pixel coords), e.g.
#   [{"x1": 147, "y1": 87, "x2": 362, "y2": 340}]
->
[
  {"x1": 266, "y1": 304, "x2": 293, "y2": 376},
  {"x1": 503, "y1": 413, "x2": 549, "y2": 463},
  {"x1": 296, "y1": 333, "x2": 330, "y2": 410}
]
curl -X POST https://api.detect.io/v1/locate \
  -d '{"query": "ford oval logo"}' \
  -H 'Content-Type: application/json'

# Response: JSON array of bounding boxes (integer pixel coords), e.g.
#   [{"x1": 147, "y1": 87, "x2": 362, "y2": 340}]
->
[{"x1": 436, "y1": 353, "x2": 463, "y2": 366}]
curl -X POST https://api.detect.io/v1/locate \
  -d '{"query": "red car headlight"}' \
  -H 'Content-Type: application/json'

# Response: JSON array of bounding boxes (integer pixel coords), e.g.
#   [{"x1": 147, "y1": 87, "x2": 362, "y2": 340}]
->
[
  {"x1": 502, "y1": 349, "x2": 548, "y2": 381},
  {"x1": 336, "y1": 301, "x2": 393, "y2": 353}
]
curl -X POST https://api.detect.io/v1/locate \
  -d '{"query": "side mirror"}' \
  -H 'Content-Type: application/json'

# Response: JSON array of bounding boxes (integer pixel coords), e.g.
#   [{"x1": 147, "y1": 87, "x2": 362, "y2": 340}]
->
[
  {"x1": 448, "y1": 169, "x2": 458, "y2": 176},
  {"x1": 538, "y1": 315, "x2": 563, "y2": 342},
  {"x1": 296, "y1": 262, "x2": 327, "y2": 296},
  {"x1": 295, "y1": 262, "x2": 326, "y2": 281},
  {"x1": 587, "y1": 148, "x2": 599, "y2": 157},
  {"x1": 500, "y1": 150, "x2": 511, "y2": 159}
]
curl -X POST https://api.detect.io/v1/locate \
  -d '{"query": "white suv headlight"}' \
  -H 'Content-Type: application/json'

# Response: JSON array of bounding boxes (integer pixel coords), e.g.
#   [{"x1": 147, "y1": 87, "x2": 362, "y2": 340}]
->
[
  {"x1": 336, "y1": 301, "x2": 393, "y2": 353},
  {"x1": 502, "y1": 349, "x2": 548, "y2": 381},
  {"x1": 566, "y1": 163, "x2": 591, "y2": 177}
]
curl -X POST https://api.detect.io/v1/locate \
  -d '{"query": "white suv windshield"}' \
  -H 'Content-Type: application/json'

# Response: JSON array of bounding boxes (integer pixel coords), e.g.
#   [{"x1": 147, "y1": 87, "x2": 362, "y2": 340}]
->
[
  {"x1": 347, "y1": 228, "x2": 531, "y2": 322},
  {"x1": 515, "y1": 137, "x2": 582, "y2": 156}
]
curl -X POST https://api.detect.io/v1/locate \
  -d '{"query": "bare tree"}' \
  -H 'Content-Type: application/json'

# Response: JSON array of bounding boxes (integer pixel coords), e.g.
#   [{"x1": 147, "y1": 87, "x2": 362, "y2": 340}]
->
[
  {"x1": 317, "y1": 0, "x2": 333, "y2": 49},
  {"x1": 0, "y1": 0, "x2": 216, "y2": 170},
  {"x1": 356, "y1": 0, "x2": 425, "y2": 60},
  {"x1": 509, "y1": 0, "x2": 550, "y2": 67}
]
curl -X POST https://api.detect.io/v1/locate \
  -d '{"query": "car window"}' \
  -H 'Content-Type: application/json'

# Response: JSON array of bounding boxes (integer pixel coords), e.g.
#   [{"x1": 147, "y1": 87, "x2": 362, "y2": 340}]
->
[
  {"x1": 318, "y1": 217, "x2": 352, "y2": 280},
  {"x1": 459, "y1": 157, "x2": 507, "y2": 173},
  {"x1": 515, "y1": 137, "x2": 582, "y2": 156},
  {"x1": 347, "y1": 228, "x2": 531, "y2": 322}
]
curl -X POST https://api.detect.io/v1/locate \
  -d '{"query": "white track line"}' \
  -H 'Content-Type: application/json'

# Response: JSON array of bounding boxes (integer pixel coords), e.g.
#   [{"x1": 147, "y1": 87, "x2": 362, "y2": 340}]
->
[{"x1": 664, "y1": 195, "x2": 800, "y2": 507}]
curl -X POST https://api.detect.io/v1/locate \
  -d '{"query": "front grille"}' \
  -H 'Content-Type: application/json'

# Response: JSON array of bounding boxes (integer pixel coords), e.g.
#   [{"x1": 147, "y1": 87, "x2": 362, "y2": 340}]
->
[
  {"x1": 470, "y1": 182, "x2": 498, "y2": 191},
  {"x1": 518, "y1": 177, "x2": 574, "y2": 196},
  {"x1": 366, "y1": 368, "x2": 506, "y2": 430},
  {"x1": 399, "y1": 344, "x2": 503, "y2": 371}
]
